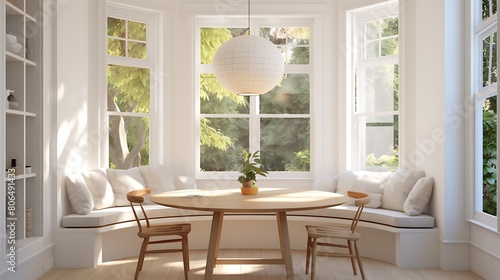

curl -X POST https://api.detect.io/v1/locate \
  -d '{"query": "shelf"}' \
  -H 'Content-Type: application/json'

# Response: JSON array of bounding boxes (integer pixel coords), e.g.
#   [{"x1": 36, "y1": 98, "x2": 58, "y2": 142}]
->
[
  {"x1": 4, "y1": 173, "x2": 36, "y2": 182},
  {"x1": 6, "y1": 51, "x2": 24, "y2": 61},
  {"x1": 5, "y1": 109, "x2": 36, "y2": 117},
  {"x1": 20, "y1": 173, "x2": 36, "y2": 179},
  {"x1": 25, "y1": 13, "x2": 35, "y2": 23},
  {"x1": 5, "y1": 1, "x2": 23, "y2": 16},
  {"x1": 15, "y1": 236, "x2": 42, "y2": 249},
  {"x1": 5, "y1": 1, "x2": 36, "y2": 23},
  {"x1": 6, "y1": 52, "x2": 36, "y2": 66}
]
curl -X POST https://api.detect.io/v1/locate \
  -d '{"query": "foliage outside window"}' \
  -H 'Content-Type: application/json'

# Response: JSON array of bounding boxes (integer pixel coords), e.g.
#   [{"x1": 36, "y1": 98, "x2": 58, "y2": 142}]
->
[
  {"x1": 107, "y1": 15, "x2": 152, "y2": 169},
  {"x1": 350, "y1": 5, "x2": 399, "y2": 171},
  {"x1": 475, "y1": 0, "x2": 498, "y2": 218},
  {"x1": 198, "y1": 25, "x2": 311, "y2": 173}
]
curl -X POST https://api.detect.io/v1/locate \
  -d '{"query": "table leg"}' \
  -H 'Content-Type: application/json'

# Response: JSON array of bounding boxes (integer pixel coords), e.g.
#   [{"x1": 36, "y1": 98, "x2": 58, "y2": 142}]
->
[
  {"x1": 276, "y1": 211, "x2": 294, "y2": 279},
  {"x1": 205, "y1": 211, "x2": 224, "y2": 280},
  {"x1": 214, "y1": 212, "x2": 224, "y2": 263}
]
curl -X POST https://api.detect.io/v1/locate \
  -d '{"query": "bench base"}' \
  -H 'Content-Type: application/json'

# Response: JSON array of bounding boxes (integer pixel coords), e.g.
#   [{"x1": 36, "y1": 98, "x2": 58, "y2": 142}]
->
[{"x1": 54, "y1": 215, "x2": 439, "y2": 269}]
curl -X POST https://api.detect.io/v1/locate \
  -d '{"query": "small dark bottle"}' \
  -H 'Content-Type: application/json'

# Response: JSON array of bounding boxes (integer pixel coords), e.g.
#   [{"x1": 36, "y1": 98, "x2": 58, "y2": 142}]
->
[{"x1": 10, "y1": 159, "x2": 18, "y2": 176}]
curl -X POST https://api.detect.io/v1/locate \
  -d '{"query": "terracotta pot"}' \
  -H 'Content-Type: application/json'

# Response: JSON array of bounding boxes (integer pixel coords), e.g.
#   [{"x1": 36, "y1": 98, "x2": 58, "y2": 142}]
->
[
  {"x1": 240, "y1": 187, "x2": 259, "y2": 195},
  {"x1": 241, "y1": 180, "x2": 254, "y2": 188}
]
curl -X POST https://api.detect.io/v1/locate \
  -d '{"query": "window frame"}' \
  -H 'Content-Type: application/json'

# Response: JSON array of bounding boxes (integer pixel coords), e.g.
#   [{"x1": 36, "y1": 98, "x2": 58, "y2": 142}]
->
[
  {"x1": 470, "y1": 0, "x2": 499, "y2": 229},
  {"x1": 103, "y1": 4, "x2": 161, "y2": 168},
  {"x1": 346, "y1": 2, "x2": 400, "y2": 171},
  {"x1": 195, "y1": 17, "x2": 314, "y2": 179}
]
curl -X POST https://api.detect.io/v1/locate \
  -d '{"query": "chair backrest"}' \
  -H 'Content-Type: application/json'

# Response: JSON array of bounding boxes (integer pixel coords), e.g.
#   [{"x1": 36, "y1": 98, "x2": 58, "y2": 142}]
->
[
  {"x1": 347, "y1": 191, "x2": 371, "y2": 233},
  {"x1": 127, "y1": 188, "x2": 152, "y2": 232}
]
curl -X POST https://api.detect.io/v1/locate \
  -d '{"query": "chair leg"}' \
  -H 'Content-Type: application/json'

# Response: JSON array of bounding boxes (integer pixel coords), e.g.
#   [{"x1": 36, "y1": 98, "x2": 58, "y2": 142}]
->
[
  {"x1": 135, "y1": 238, "x2": 149, "y2": 280},
  {"x1": 182, "y1": 234, "x2": 190, "y2": 280},
  {"x1": 305, "y1": 235, "x2": 312, "y2": 275},
  {"x1": 347, "y1": 240, "x2": 357, "y2": 275},
  {"x1": 310, "y1": 238, "x2": 318, "y2": 280},
  {"x1": 354, "y1": 241, "x2": 366, "y2": 280}
]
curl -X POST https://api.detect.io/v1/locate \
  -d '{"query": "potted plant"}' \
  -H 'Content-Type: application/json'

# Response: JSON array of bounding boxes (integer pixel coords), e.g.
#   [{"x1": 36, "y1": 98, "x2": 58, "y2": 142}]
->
[{"x1": 237, "y1": 149, "x2": 268, "y2": 194}]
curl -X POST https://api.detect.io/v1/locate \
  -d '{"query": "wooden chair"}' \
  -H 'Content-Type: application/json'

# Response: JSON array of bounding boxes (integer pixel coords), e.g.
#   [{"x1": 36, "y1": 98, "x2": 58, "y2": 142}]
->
[
  {"x1": 305, "y1": 191, "x2": 371, "y2": 280},
  {"x1": 127, "y1": 188, "x2": 191, "y2": 280}
]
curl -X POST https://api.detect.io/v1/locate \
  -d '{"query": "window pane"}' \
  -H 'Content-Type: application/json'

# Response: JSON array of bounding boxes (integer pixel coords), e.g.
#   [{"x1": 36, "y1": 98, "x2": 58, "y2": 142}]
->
[
  {"x1": 363, "y1": 115, "x2": 399, "y2": 172},
  {"x1": 108, "y1": 17, "x2": 125, "y2": 37},
  {"x1": 381, "y1": 37, "x2": 398, "y2": 56},
  {"x1": 200, "y1": 28, "x2": 242, "y2": 65},
  {"x1": 128, "y1": 20, "x2": 146, "y2": 41},
  {"x1": 109, "y1": 116, "x2": 150, "y2": 168},
  {"x1": 128, "y1": 41, "x2": 147, "y2": 59},
  {"x1": 260, "y1": 74, "x2": 310, "y2": 114},
  {"x1": 200, "y1": 118, "x2": 249, "y2": 171},
  {"x1": 381, "y1": 17, "x2": 398, "y2": 37},
  {"x1": 200, "y1": 74, "x2": 249, "y2": 114},
  {"x1": 107, "y1": 38, "x2": 126, "y2": 57},
  {"x1": 358, "y1": 64, "x2": 398, "y2": 112},
  {"x1": 365, "y1": 41, "x2": 379, "y2": 59},
  {"x1": 482, "y1": 96, "x2": 497, "y2": 216},
  {"x1": 261, "y1": 27, "x2": 310, "y2": 64},
  {"x1": 365, "y1": 21, "x2": 380, "y2": 40},
  {"x1": 482, "y1": 0, "x2": 497, "y2": 20},
  {"x1": 261, "y1": 118, "x2": 310, "y2": 171},
  {"x1": 108, "y1": 65, "x2": 150, "y2": 113},
  {"x1": 483, "y1": 32, "x2": 497, "y2": 87}
]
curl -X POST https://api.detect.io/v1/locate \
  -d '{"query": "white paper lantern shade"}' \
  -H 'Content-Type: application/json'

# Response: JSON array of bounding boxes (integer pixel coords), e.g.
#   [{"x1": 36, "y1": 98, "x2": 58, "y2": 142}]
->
[{"x1": 213, "y1": 35, "x2": 285, "y2": 96}]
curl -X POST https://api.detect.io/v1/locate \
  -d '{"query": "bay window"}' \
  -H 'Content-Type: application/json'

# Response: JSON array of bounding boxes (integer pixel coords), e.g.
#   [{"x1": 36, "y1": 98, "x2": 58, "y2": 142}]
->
[
  {"x1": 472, "y1": 0, "x2": 498, "y2": 226},
  {"x1": 196, "y1": 19, "x2": 312, "y2": 176}
]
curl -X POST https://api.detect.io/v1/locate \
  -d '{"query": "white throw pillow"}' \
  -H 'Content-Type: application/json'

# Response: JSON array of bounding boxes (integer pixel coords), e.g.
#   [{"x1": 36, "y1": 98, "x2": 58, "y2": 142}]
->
[
  {"x1": 382, "y1": 170, "x2": 425, "y2": 212},
  {"x1": 139, "y1": 165, "x2": 175, "y2": 194},
  {"x1": 139, "y1": 165, "x2": 175, "y2": 203},
  {"x1": 174, "y1": 176, "x2": 197, "y2": 190},
  {"x1": 404, "y1": 177, "x2": 434, "y2": 216},
  {"x1": 65, "y1": 173, "x2": 94, "y2": 214},
  {"x1": 312, "y1": 175, "x2": 339, "y2": 192},
  {"x1": 365, "y1": 193, "x2": 382, "y2": 208},
  {"x1": 337, "y1": 171, "x2": 391, "y2": 205},
  {"x1": 107, "y1": 167, "x2": 147, "y2": 206},
  {"x1": 82, "y1": 168, "x2": 115, "y2": 209}
]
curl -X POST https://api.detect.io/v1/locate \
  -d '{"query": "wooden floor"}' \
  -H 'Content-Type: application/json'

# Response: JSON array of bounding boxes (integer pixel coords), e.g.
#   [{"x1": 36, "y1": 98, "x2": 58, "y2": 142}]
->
[{"x1": 39, "y1": 249, "x2": 484, "y2": 280}]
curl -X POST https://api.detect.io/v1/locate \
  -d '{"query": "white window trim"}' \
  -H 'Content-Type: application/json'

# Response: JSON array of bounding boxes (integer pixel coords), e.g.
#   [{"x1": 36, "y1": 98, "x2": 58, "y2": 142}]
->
[
  {"x1": 344, "y1": 1, "x2": 400, "y2": 171},
  {"x1": 194, "y1": 17, "x2": 315, "y2": 179},
  {"x1": 467, "y1": 0, "x2": 499, "y2": 230},
  {"x1": 102, "y1": 3, "x2": 161, "y2": 167}
]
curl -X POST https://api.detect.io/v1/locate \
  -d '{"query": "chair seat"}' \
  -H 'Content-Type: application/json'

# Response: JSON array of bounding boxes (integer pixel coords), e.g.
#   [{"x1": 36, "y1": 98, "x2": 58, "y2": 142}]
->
[
  {"x1": 138, "y1": 223, "x2": 191, "y2": 238},
  {"x1": 306, "y1": 224, "x2": 361, "y2": 241}
]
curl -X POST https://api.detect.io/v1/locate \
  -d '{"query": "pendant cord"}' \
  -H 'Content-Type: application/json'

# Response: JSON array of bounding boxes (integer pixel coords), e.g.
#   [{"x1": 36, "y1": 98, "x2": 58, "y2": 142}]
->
[{"x1": 248, "y1": 0, "x2": 250, "y2": 34}]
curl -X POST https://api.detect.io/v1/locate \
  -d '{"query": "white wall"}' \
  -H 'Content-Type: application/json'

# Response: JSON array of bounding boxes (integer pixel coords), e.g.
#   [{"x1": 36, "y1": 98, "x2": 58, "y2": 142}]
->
[
  {"x1": 412, "y1": 0, "x2": 474, "y2": 271},
  {"x1": 52, "y1": 0, "x2": 99, "y2": 271}
]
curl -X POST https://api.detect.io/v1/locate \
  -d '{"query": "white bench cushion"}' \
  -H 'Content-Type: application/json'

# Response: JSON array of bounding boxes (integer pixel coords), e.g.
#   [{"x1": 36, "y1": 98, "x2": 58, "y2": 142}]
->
[
  {"x1": 63, "y1": 204, "x2": 433, "y2": 229},
  {"x1": 62, "y1": 204, "x2": 212, "y2": 228},
  {"x1": 293, "y1": 205, "x2": 434, "y2": 228}
]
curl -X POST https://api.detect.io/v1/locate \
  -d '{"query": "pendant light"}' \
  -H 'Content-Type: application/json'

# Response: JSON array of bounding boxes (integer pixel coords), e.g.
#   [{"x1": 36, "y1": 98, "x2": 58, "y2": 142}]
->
[{"x1": 212, "y1": 0, "x2": 284, "y2": 96}]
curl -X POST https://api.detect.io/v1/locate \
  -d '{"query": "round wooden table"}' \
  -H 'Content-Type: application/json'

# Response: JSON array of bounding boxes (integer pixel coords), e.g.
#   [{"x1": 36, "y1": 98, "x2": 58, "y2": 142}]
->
[{"x1": 152, "y1": 188, "x2": 347, "y2": 280}]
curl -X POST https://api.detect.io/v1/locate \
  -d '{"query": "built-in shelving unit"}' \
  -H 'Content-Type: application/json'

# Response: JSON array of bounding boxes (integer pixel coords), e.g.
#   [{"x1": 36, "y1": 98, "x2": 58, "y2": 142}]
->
[{"x1": 3, "y1": 0, "x2": 42, "y2": 242}]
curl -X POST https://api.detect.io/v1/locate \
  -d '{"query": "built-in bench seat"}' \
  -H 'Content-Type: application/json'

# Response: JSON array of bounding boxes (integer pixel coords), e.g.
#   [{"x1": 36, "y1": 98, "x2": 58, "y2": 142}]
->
[
  {"x1": 55, "y1": 167, "x2": 438, "y2": 269},
  {"x1": 62, "y1": 205, "x2": 212, "y2": 228},
  {"x1": 62, "y1": 204, "x2": 434, "y2": 229},
  {"x1": 57, "y1": 203, "x2": 437, "y2": 269}
]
